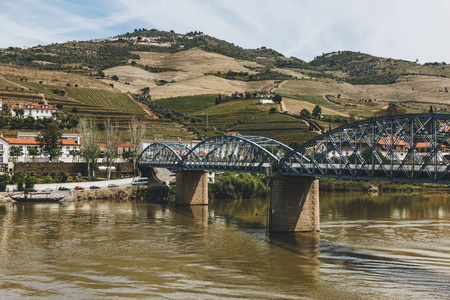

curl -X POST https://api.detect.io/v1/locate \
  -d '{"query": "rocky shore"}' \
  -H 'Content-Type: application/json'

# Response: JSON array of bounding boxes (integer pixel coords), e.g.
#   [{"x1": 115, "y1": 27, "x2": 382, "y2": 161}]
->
[{"x1": 0, "y1": 186, "x2": 146, "y2": 202}]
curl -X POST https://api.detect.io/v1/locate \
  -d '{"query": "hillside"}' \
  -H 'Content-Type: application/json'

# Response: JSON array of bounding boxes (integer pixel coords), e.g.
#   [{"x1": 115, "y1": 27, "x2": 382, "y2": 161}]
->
[{"x1": 2, "y1": 29, "x2": 450, "y2": 144}]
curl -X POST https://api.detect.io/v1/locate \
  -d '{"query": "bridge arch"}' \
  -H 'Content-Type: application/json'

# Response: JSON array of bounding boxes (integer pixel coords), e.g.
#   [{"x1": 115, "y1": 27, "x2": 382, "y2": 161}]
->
[
  {"x1": 181, "y1": 134, "x2": 293, "y2": 173},
  {"x1": 280, "y1": 113, "x2": 450, "y2": 183},
  {"x1": 137, "y1": 143, "x2": 192, "y2": 169}
]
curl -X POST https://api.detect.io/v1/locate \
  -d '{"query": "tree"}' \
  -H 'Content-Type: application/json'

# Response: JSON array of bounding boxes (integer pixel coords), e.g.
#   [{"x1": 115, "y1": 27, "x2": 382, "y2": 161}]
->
[
  {"x1": 10, "y1": 146, "x2": 23, "y2": 162},
  {"x1": 13, "y1": 108, "x2": 24, "y2": 118},
  {"x1": 12, "y1": 172, "x2": 24, "y2": 191},
  {"x1": 104, "y1": 118, "x2": 119, "y2": 180},
  {"x1": 128, "y1": 118, "x2": 146, "y2": 176},
  {"x1": 28, "y1": 146, "x2": 40, "y2": 162},
  {"x1": 312, "y1": 105, "x2": 322, "y2": 119},
  {"x1": 0, "y1": 174, "x2": 9, "y2": 192},
  {"x1": 25, "y1": 176, "x2": 37, "y2": 191},
  {"x1": 140, "y1": 87, "x2": 151, "y2": 99},
  {"x1": 269, "y1": 107, "x2": 277, "y2": 114},
  {"x1": 79, "y1": 118, "x2": 101, "y2": 178},
  {"x1": 300, "y1": 108, "x2": 311, "y2": 118},
  {"x1": 36, "y1": 123, "x2": 62, "y2": 162},
  {"x1": 49, "y1": 148, "x2": 63, "y2": 161},
  {"x1": 111, "y1": 75, "x2": 119, "y2": 81},
  {"x1": 69, "y1": 149, "x2": 81, "y2": 162},
  {"x1": 376, "y1": 103, "x2": 407, "y2": 117},
  {"x1": 273, "y1": 94, "x2": 282, "y2": 104}
]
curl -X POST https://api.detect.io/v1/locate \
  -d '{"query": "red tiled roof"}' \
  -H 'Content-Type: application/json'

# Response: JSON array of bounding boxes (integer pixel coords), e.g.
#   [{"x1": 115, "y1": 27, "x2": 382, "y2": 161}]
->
[
  {"x1": 377, "y1": 137, "x2": 407, "y2": 146},
  {"x1": 115, "y1": 142, "x2": 136, "y2": 147},
  {"x1": 11, "y1": 104, "x2": 57, "y2": 110},
  {"x1": 3, "y1": 137, "x2": 80, "y2": 146}
]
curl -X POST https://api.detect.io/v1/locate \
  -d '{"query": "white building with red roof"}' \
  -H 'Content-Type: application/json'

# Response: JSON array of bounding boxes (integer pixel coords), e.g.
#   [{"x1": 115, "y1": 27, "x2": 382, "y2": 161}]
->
[
  {"x1": 0, "y1": 133, "x2": 81, "y2": 171},
  {"x1": 11, "y1": 104, "x2": 57, "y2": 119}
]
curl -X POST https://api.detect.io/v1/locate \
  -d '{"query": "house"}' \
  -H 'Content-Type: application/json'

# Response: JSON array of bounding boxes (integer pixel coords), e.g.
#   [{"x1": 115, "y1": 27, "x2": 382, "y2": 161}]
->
[
  {"x1": 259, "y1": 99, "x2": 275, "y2": 104},
  {"x1": 115, "y1": 142, "x2": 137, "y2": 157},
  {"x1": 327, "y1": 135, "x2": 450, "y2": 162},
  {"x1": 0, "y1": 133, "x2": 81, "y2": 168},
  {"x1": 0, "y1": 137, "x2": 11, "y2": 173},
  {"x1": 11, "y1": 104, "x2": 57, "y2": 119}
]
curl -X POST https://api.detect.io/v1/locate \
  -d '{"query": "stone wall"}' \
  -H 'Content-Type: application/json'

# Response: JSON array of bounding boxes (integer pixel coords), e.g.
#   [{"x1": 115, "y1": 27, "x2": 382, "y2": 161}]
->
[{"x1": 72, "y1": 186, "x2": 140, "y2": 201}]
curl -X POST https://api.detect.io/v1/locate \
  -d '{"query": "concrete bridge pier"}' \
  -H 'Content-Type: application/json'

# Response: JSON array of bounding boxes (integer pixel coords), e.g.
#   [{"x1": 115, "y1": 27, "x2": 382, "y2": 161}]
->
[
  {"x1": 270, "y1": 176, "x2": 320, "y2": 233},
  {"x1": 175, "y1": 170, "x2": 208, "y2": 205}
]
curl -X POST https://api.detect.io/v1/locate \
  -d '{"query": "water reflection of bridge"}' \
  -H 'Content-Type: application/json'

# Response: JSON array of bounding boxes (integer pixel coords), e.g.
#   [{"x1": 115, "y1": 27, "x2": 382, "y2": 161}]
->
[{"x1": 138, "y1": 113, "x2": 450, "y2": 232}]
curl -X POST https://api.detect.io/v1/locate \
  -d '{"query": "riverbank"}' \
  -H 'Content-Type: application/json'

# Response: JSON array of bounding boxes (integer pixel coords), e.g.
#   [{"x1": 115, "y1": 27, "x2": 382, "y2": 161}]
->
[
  {"x1": 0, "y1": 185, "x2": 145, "y2": 203},
  {"x1": 319, "y1": 177, "x2": 450, "y2": 192}
]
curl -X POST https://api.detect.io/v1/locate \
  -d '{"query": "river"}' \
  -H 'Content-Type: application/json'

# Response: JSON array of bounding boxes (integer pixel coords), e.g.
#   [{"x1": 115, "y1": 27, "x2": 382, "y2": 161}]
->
[{"x1": 0, "y1": 192, "x2": 449, "y2": 299}]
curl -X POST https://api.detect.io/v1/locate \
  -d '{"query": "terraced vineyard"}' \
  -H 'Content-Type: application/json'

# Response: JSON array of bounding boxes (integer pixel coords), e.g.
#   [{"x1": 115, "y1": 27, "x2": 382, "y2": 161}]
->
[
  {"x1": 231, "y1": 113, "x2": 319, "y2": 146},
  {"x1": 154, "y1": 95, "x2": 273, "y2": 135},
  {"x1": 153, "y1": 94, "x2": 216, "y2": 114},
  {"x1": 64, "y1": 87, "x2": 145, "y2": 115}
]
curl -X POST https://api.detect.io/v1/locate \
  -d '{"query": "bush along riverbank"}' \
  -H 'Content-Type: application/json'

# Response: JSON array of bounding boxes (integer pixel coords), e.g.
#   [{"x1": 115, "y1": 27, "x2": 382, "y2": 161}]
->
[
  {"x1": 209, "y1": 173, "x2": 269, "y2": 199},
  {"x1": 319, "y1": 177, "x2": 450, "y2": 193}
]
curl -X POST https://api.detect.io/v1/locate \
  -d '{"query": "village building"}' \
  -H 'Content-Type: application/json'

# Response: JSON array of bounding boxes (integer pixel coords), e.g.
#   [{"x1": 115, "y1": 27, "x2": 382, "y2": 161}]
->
[
  {"x1": 115, "y1": 142, "x2": 137, "y2": 157},
  {"x1": 327, "y1": 136, "x2": 450, "y2": 162},
  {"x1": 11, "y1": 104, "x2": 57, "y2": 119},
  {"x1": 0, "y1": 133, "x2": 82, "y2": 171}
]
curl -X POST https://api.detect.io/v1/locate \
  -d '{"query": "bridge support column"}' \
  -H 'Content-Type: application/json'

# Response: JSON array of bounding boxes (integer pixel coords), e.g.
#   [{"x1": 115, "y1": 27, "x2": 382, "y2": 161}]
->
[
  {"x1": 175, "y1": 170, "x2": 208, "y2": 205},
  {"x1": 270, "y1": 176, "x2": 320, "y2": 233}
]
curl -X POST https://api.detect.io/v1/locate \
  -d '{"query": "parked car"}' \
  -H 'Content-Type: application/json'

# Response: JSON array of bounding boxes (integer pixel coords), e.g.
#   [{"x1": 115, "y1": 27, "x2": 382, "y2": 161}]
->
[
  {"x1": 108, "y1": 183, "x2": 119, "y2": 188},
  {"x1": 132, "y1": 177, "x2": 148, "y2": 186},
  {"x1": 58, "y1": 186, "x2": 70, "y2": 191},
  {"x1": 90, "y1": 185, "x2": 101, "y2": 190},
  {"x1": 42, "y1": 188, "x2": 53, "y2": 192},
  {"x1": 25, "y1": 188, "x2": 37, "y2": 192},
  {"x1": 74, "y1": 186, "x2": 84, "y2": 190}
]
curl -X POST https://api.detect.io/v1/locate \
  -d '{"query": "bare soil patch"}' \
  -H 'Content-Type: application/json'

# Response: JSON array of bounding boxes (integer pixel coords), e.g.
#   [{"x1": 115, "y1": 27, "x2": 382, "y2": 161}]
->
[
  {"x1": 132, "y1": 49, "x2": 262, "y2": 74},
  {"x1": 276, "y1": 75, "x2": 450, "y2": 113},
  {"x1": 149, "y1": 76, "x2": 275, "y2": 100}
]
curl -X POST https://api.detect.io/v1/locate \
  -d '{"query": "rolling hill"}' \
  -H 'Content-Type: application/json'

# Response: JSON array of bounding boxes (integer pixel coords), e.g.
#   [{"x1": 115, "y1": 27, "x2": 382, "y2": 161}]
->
[{"x1": 2, "y1": 29, "x2": 450, "y2": 143}]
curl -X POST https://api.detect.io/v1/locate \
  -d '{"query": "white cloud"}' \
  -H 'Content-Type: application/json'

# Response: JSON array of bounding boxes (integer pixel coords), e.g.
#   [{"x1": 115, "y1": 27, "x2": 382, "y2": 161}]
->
[{"x1": 1, "y1": 0, "x2": 450, "y2": 63}]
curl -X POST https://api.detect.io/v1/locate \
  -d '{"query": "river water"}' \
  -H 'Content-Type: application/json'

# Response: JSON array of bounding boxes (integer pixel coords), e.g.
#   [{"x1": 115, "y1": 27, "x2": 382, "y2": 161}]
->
[{"x1": 0, "y1": 192, "x2": 449, "y2": 299}]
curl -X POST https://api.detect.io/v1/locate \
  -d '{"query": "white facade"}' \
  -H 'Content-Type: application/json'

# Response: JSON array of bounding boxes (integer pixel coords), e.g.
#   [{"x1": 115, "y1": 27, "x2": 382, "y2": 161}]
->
[
  {"x1": 259, "y1": 99, "x2": 275, "y2": 104},
  {"x1": 1, "y1": 134, "x2": 81, "y2": 163},
  {"x1": 11, "y1": 104, "x2": 57, "y2": 119}
]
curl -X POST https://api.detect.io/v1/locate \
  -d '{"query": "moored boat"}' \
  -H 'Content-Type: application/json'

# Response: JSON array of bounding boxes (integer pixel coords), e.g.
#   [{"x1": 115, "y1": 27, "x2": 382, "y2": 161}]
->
[{"x1": 9, "y1": 192, "x2": 66, "y2": 203}]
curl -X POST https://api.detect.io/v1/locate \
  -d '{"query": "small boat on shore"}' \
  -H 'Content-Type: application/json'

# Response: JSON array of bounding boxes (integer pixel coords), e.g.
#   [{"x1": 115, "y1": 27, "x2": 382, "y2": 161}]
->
[{"x1": 9, "y1": 191, "x2": 66, "y2": 203}]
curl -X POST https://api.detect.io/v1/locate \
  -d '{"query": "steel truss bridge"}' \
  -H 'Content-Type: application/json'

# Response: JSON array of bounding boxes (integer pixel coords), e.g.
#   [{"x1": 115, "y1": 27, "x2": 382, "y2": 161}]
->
[{"x1": 138, "y1": 113, "x2": 450, "y2": 184}]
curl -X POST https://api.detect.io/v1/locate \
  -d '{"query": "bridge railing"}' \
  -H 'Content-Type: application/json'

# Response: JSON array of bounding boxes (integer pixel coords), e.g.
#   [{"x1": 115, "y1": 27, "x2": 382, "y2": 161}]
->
[
  {"x1": 138, "y1": 113, "x2": 450, "y2": 184},
  {"x1": 281, "y1": 113, "x2": 450, "y2": 183}
]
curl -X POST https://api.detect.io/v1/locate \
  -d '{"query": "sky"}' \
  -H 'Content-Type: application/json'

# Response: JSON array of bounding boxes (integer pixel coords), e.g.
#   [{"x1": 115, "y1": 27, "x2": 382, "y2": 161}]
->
[{"x1": 1, "y1": 0, "x2": 449, "y2": 63}]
